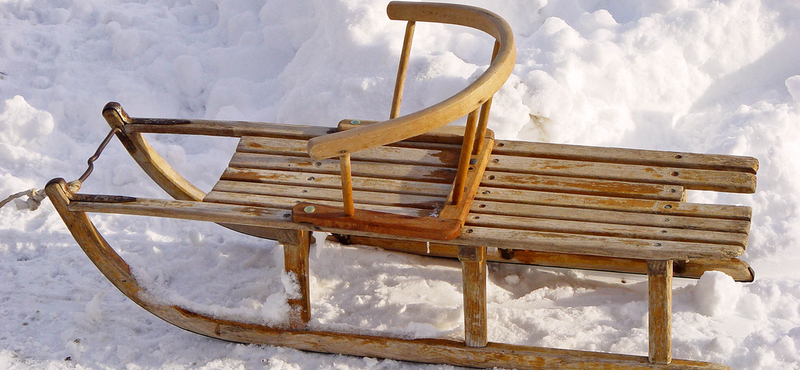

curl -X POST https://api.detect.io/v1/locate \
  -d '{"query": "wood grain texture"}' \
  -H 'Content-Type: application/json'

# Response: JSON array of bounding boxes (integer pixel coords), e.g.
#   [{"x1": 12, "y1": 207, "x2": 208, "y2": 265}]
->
[
  {"x1": 47, "y1": 178, "x2": 734, "y2": 370},
  {"x1": 292, "y1": 202, "x2": 462, "y2": 240},
  {"x1": 459, "y1": 246, "x2": 487, "y2": 347},
  {"x1": 282, "y1": 230, "x2": 311, "y2": 330},
  {"x1": 307, "y1": 2, "x2": 515, "y2": 160},
  {"x1": 648, "y1": 260, "x2": 673, "y2": 364},
  {"x1": 337, "y1": 235, "x2": 755, "y2": 282}
]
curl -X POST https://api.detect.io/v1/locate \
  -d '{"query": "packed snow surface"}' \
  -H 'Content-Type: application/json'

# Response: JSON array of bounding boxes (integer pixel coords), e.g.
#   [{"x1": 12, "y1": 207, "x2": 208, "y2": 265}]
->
[{"x1": 2, "y1": 0, "x2": 800, "y2": 369}]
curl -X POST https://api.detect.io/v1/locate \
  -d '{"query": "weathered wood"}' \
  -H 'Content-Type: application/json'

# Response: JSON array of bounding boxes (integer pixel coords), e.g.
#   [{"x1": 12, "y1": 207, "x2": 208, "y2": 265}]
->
[
  {"x1": 210, "y1": 180, "x2": 444, "y2": 210},
  {"x1": 292, "y1": 203, "x2": 462, "y2": 241},
  {"x1": 459, "y1": 246, "x2": 487, "y2": 347},
  {"x1": 336, "y1": 235, "x2": 755, "y2": 282},
  {"x1": 452, "y1": 109, "x2": 480, "y2": 204},
  {"x1": 465, "y1": 213, "x2": 748, "y2": 247},
  {"x1": 103, "y1": 103, "x2": 206, "y2": 201},
  {"x1": 489, "y1": 154, "x2": 756, "y2": 193},
  {"x1": 473, "y1": 41, "x2": 500, "y2": 154},
  {"x1": 469, "y1": 201, "x2": 750, "y2": 234},
  {"x1": 337, "y1": 119, "x2": 495, "y2": 145},
  {"x1": 306, "y1": 3, "x2": 515, "y2": 160},
  {"x1": 648, "y1": 260, "x2": 673, "y2": 364},
  {"x1": 441, "y1": 138, "x2": 494, "y2": 224},
  {"x1": 492, "y1": 140, "x2": 759, "y2": 174},
  {"x1": 474, "y1": 188, "x2": 752, "y2": 220},
  {"x1": 229, "y1": 152, "x2": 457, "y2": 183},
  {"x1": 339, "y1": 153, "x2": 355, "y2": 216},
  {"x1": 205, "y1": 191, "x2": 431, "y2": 217},
  {"x1": 481, "y1": 171, "x2": 684, "y2": 201},
  {"x1": 281, "y1": 230, "x2": 311, "y2": 330},
  {"x1": 390, "y1": 21, "x2": 416, "y2": 119},
  {"x1": 218, "y1": 167, "x2": 452, "y2": 197},
  {"x1": 48, "y1": 178, "x2": 735, "y2": 370}
]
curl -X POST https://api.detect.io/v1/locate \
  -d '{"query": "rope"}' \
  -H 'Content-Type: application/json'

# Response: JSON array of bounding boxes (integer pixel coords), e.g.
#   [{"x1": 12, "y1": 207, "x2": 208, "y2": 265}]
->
[
  {"x1": 0, "y1": 188, "x2": 47, "y2": 211},
  {"x1": 1, "y1": 127, "x2": 117, "y2": 213}
]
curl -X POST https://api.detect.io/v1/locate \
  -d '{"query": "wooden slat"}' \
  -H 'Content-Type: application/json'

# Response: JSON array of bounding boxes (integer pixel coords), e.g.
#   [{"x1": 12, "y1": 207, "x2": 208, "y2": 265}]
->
[
  {"x1": 204, "y1": 191, "x2": 432, "y2": 217},
  {"x1": 474, "y1": 187, "x2": 752, "y2": 220},
  {"x1": 229, "y1": 152, "x2": 456, "y2": 183},
  {"x1": 489, "y1": 154, "x2": 757, "y2": 193},
  {"x1": 239, "y1": 137, "x2": 687, "y2": 201},
  {"x1": 464, "y1": 213, "x2": 748, "y2": 247},
  {"x1": 211, "y1": 181, "x2": 444, "y2": 210},
  {"x1": 469, "y1": 201, "x2": 750, "y2": 233},
  {"x1": 336, "y1": 235, "x2": 756, "y2": 282},
  {"x1": 218, "y1": 168, "x2": 452, "y2": 197},
  {"x1": 481, "y1": 171, "x2": 684, "y2": 200},
  {"x1": 458, "y1": 227, "x2": 744, "y2": 260},
  {"x1": 492, "y1": 140, "x2": 759, "y2": 174},
  {"x1": 69, "y1": 194, "x2": 293, "y2": 227},
  {"x1": 239, "y1": 136, "x2": 460, "y2": 167}
]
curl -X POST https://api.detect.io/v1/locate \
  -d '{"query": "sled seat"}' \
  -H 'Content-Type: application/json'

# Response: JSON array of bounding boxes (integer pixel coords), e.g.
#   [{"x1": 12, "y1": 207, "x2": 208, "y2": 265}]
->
[{"x1": 45, "y1": 2, "x2": 757, "y2": 369}]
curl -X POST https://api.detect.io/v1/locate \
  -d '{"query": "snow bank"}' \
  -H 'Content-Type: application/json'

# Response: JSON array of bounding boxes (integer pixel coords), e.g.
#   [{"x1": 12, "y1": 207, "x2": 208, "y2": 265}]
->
[{"x1": 2, "y1": 0, "x2": 800, "y2": 369}]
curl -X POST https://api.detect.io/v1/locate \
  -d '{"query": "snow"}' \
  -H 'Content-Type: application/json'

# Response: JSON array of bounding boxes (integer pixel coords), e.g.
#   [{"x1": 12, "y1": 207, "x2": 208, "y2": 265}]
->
[{"x1": 1, "y1": 0, "x2": 800, "y2": 368}]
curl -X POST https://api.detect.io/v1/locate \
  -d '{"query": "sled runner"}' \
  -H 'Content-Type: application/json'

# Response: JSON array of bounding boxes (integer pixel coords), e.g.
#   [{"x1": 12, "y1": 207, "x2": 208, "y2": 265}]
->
[{"x1": 46, "y1": 2, "x2": 756, "y2": 369}]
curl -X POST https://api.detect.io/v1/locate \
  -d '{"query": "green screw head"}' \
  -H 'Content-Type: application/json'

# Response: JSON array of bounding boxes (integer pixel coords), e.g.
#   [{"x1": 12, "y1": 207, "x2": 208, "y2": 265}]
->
[
  {"x1": 303, "y1": 206, "x2": 316, "y2": 213},
  {"x1": 350, "y1": 120, "x2": 361, "y2": 125}
]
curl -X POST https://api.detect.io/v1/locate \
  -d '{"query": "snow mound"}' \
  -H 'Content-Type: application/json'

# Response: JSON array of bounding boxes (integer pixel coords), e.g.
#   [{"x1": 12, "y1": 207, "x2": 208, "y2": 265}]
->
[{"x1": 693, "y1": 271, "x2": 742, "y2": 317}]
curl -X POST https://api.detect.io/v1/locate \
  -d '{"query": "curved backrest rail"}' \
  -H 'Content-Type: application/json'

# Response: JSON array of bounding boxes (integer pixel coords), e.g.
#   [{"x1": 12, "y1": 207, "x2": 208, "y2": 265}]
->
[{"x1": 306, "y1": 1, "x2": 516, "y2": 160}]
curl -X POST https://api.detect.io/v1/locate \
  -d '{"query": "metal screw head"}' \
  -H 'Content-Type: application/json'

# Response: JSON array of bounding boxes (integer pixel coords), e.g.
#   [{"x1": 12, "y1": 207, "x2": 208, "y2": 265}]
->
[
  {"x1": 469, "y1": 158, "x2": 478, "y2": 165},
  {"x1": 350, "y1": 120, "x2": 361, "y2": 125},
  {"x1": 303, "y1": 206, "x2": 316, "y2": 213}
]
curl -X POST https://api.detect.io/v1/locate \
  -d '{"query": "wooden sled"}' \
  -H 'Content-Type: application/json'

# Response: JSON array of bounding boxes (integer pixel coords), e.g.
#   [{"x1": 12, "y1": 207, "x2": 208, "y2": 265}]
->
[{"x1": 46, "y1": 2, "x2": 757, "y2": 369}]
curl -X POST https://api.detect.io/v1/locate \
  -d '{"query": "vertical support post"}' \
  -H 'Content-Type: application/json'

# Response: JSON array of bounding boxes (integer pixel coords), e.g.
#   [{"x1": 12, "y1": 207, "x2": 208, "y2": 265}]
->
[
  {"x1": 473, "y1": 41, "x2": 501, "y2": 154},
  {"x1": 452, "y1": 109, "x2": 480, "y2": 204},
  {"x1": 390, "y1": 21, "x2": 416, "y2": 119},
  {"x1": 648, "y1": 260, "x2": 673, "y2": 364},
  {"x1": 458, "y1": 245, "x2": 487, "y2": 348},
  {"x1": 281, "y1": 229, "x2": 312, "y2": 330},
  {"x1": 340, "y1": 153, "x2": 355, "y2": 216}
]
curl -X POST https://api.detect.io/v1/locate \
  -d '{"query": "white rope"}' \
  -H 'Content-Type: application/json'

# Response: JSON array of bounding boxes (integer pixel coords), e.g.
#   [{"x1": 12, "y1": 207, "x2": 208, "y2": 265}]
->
[
  {"x1": 0, "y1": 188, "x2": 47, "y2": 211},
  {"x1": 0, "y1": 181, "x2": 81, "y2": 212}
]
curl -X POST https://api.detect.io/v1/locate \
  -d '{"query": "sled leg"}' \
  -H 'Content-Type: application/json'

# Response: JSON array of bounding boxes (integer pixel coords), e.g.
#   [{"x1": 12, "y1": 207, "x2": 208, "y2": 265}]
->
[
  {"x1": 648, "y1": 260, "x2": 673, "y2": 364},
  {"x1": 459, "y1": 246, "x2": 487, "y2": 347},
  {"x1": 280, "y1": 230, "x2": 311, "y2": 330}
]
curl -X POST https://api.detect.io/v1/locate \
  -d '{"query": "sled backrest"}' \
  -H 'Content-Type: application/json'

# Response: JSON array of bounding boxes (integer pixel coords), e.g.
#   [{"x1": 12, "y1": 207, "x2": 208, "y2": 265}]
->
[{"x1": 307, "y1": 1, "x2": 516, "y2": 215}]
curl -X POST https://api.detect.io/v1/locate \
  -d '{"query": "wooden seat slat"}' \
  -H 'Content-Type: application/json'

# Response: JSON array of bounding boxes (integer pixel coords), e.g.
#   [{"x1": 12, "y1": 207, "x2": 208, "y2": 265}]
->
[
  {"x1": 239, "y1": 136, "x2": 461, "y2": 168},
  {"x1": 461, "y1": 227, "x2": 744, "y2": 260},
  {"x1": 234, "y1": 141, "x2": 689, "y2": 201},
  {"x1": 474, "y1": 187, "x2": 752, "y2": 220},
  {"x1": 211, "y1": 180, "x2": 444, "y2": 211},
  {"x1": 219, "y1": 168, "x2": 453, "y2": 197},
  {"x1": 493, "y1": 140, "x2": 759, "y2": 174},
  {"x1": 470, "y1": 201, "x2": 750, "y2": 233},
  {"x1": 490, "y1": 154, "x2": 756, "y2": 193},
  {"x1": 204, "y1": 191, "x2": 430, "y2": 217},
  {"x1": 481, "y1": 171, "x2": 684, "y2": 200},
  {"x1": 464, "y1": 213, "x2": 747, "y2": 247},
  {"x1": 230, "y1": 153, "x2": 457, "y2": 183}
]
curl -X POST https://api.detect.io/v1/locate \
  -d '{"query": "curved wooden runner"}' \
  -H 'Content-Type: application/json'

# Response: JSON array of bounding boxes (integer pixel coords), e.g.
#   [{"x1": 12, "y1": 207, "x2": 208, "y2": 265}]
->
[{"x1": 45, "y1": 178, "x2": 731, "y2": 370}]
